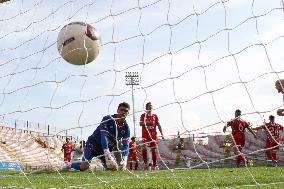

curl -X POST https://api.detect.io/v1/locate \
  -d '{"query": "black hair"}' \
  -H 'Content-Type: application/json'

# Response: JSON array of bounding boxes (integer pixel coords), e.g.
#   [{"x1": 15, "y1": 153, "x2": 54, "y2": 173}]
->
[
  {"x1": 118, "y1": 102, "x2": 130, "y2": 109},
  {"x1": 269, "y1": 115, "x2": 275, "y2": 119},
  {"x1": 235, "y1": 109, "x2": 241, "y2": 113},
  {"x1": 146, "y1": 102, "x2": 152, "y2": 109}
]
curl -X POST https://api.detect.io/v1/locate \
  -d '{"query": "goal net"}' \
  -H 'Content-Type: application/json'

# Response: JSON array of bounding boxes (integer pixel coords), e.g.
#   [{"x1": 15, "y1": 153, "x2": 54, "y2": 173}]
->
[{"x1": 0, "y1": 0, "x2": 284, "y2": 188}]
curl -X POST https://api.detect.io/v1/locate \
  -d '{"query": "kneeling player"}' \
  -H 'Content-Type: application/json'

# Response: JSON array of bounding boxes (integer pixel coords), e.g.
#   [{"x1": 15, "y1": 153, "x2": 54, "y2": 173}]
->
[{"x1": 63, "y1": 102, "x2": 131, "y2": 171}]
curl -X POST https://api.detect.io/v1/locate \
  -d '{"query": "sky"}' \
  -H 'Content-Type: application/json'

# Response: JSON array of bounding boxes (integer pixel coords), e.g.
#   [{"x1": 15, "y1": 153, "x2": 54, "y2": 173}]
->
[{"x1": 0, "y1": 0, "x2": 284, "y2": 141}]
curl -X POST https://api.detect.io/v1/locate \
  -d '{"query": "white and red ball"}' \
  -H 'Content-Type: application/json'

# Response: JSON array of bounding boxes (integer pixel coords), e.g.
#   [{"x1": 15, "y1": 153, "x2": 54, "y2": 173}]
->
[{"x1": 57, "y1": 22, "x2": 101, "y2": 65}]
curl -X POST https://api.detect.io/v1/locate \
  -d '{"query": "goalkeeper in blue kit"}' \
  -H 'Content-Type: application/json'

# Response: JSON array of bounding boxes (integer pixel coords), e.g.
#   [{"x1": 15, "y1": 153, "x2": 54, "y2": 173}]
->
[{"x1": 64, "y1": 102, "x2": 130, "y2": 171}]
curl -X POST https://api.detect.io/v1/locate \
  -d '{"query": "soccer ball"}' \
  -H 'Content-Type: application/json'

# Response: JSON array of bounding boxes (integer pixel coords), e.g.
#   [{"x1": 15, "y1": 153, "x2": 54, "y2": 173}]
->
[{"x1": 57, "y1": 22, "x2": 101, "y2": 65}]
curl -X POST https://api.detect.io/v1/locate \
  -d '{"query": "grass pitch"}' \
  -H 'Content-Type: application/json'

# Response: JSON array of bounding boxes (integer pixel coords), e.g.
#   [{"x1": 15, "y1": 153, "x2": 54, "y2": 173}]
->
[{"x1": 0, "y1": 167, "x2": 283, "y2": 188}]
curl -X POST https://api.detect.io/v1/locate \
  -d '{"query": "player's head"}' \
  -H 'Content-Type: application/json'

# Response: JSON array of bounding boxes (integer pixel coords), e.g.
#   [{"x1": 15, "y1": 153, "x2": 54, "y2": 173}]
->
[
  {"x1": 131, "y1": 136, "x2": 136, "y2": 142},
  {"x1": 117, "y1": 102, "x2": 130, "y2": 119},
  {"x1": 146, "y1": 102, "x2": 152, "y2": 111},
  {"x1": 275, "y1": 79, "x2": 284, "y2": 94},
  {"x1": 66, "y1": 137, "x2": 70, "y2": 143},
  {"x1": 235, "y1": 109, "x2": 241, "y2": 118},
  {"x1": 269, "y1": 115, "x2": 275, "y2": 122}
]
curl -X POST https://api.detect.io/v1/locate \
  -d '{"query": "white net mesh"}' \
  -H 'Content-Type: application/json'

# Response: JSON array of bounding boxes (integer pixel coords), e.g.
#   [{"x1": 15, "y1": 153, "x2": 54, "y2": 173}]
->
[{"x1": 0, "y1": 0, "x2": 284, "y2": 188}]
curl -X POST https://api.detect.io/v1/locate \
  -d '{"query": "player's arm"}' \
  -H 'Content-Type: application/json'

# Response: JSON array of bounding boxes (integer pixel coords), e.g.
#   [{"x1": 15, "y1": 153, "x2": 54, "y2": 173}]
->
[
  {"x1": 157, "y1": 121, "x2": 164, "y2": 139},
  {"x1": 99, "y1": 116, "x2": 119, "y2": 170},
  {"x1": 120, "y1": 125, "x2": 130, "y2": 171},
  {"x1": 155, "y1": 115, "x2": 164, "y2": 139},
  {"x1": 247, "y1": 126, "x2": 257, "y2": 139},
  {"x1": 140, "y1": 113, "x2": 145, "y2": 127},
  {"x1": 252, "y1": 124, "x2": 264, "y2": 131},
  {"x1": 99, "y1": 116, "x2": 111, "y2": 151},
  {"x1": 121, "y1": 138, "x2": 129, "y2": 157},
  {"x1": 223, "y1": 122, "x2": 230, "y2": 133}
]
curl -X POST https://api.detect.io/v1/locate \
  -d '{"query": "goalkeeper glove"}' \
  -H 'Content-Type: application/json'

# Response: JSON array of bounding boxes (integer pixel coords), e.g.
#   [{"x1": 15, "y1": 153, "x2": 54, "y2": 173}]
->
[
  {"x1": 120, "y1": 156, "x2": 128, "y2": 171},
  {"x1": 104, "y1": 149, "x2": 118, "y2": 171},
  {"x1": 89, "y1": 158, "x2": 105, "y2": 171}
]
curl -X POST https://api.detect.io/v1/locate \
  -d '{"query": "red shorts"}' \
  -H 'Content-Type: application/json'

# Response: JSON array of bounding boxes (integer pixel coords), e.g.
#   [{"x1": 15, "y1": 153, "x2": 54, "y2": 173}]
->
[
  {"x1": 232, "y1": 133, "x2": 245, "y2": 147},
  {"x1": 128, "y1": 154, "x2": 139, "y2": 162},
  {"x1": 266, "y1": 140, "x2": 279, "y2": 150},
  {"x1": 142, "y1": 138, "x2": 158, "y2": 148},
  {"x1": 64, "y1": 154, "x2": 72, "y2": 162}
]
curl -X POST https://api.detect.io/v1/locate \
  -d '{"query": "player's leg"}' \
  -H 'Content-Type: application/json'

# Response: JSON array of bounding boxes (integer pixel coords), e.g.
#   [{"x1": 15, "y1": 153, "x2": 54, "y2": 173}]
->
[
  {"x1": 235, "y1": 146, "x2": 242, "y2": 167},
  {"x1": 135, "y1": 160, "x2": 139, "y2": 170},
  {"x1": 237, "y1": 138, "x2": 246, "y2": 166},
  {"x1": 70, "y1": 144, "x2": 95, "y2": 171},
  {"x1": 64, "y1": 154, "x2": 69, "y2": 162},
  {"x1": 234, "y1": 135, "x2": 245, "y2": 167},
  {"x1": 233, "y1": 144, "x2": 245, "y2": 167},
  {"x1": 142, "y1": 142, "x2": 148, "y2": 170},
  {"x1": 265, "y1": 142, "x2": 275, "y2": 161},
  {"x1": 272, "y1": 150, "x2": 277, "y2": 161},
  {"x1": 129, "y1": 161, "x2": 133, "y2": 170},
  {"x1": 265, "y1": 150, "x2": 273, "y2": 160},
  {"x1": 151, "y1": 149, "x2": 157, "y2": 168},
  {"x1": 232, "y1": 139, "x2": 240, "y2": 166},
  {"x1": 150, "y1": 141, "x2": 158, "y2": 169},
  {"x1": 66, "y1": 154, "x2": 72, "y2": 162},
  {"x1": 272, "y1": 143, "x2": 279, "y2": 161},
  {"x1": 271, "y1": 151, "x2": 277, "y2": 161}
]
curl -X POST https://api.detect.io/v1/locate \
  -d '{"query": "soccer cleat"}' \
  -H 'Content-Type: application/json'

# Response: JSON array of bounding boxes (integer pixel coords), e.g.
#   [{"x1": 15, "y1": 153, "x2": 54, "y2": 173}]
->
[{"x1": 152, "y1": 166, "x2": 157, "y2": 170}]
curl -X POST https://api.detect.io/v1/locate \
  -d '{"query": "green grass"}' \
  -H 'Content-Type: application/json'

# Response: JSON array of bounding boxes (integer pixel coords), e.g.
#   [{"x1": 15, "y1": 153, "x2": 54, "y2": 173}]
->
[{"x1": 0, "y1": 167, "x2": 284, "y2": 188}]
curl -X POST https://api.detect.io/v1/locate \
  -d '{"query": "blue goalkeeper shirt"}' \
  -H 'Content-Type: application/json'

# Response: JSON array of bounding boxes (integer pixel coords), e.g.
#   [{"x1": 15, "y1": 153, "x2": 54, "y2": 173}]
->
[{"x1": 86, "y1": 114, "x2": 130, "y2": 156}]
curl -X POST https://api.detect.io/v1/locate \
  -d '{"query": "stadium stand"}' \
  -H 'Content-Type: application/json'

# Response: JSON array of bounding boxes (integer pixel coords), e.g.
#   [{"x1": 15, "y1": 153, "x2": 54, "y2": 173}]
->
[{"x1": 0, "y1": 126, "x2": 65, "y2": 171}]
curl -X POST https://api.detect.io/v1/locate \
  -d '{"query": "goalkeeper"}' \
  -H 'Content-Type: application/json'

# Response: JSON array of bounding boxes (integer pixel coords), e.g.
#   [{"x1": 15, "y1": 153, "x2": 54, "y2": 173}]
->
[{"x1": 66, "y1": 102, "x2": 131, "y2": 171}]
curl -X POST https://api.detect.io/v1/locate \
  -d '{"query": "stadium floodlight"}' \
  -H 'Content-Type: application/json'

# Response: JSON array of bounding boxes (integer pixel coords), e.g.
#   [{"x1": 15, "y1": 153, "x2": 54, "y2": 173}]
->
[{"x1": 125, "y1": 72, "x2": 140, "y2": 137}]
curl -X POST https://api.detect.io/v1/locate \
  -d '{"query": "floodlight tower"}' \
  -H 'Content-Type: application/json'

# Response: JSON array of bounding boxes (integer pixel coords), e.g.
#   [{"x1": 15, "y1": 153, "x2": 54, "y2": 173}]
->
[{"x1": 125, "y1": 72, "x2": 140, "y2": 137}]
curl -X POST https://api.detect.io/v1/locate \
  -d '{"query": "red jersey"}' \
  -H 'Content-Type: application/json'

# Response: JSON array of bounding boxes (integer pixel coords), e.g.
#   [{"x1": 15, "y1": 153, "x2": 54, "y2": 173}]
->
[
  {"x1": 227, "y1": 118, "x2": 250, "y2": 147},
  {"x1": 62, "y1": 143, "x2": 74, "y2": 154},
  {"x1": 227, "y1": 118, "x2": 249, "y2": 136},
  {"x1": 260, "y1": 122, "x2": 283, "y2": 143},
  {"x1": 140, "y1": 113, "x2": 159, "y2": 140},
  {"x1": 62, "y1": 143, "x2": 74, "y2": 162},
  {"x1": 128, "y1": 141, "x2": 139, "y2": 162}
]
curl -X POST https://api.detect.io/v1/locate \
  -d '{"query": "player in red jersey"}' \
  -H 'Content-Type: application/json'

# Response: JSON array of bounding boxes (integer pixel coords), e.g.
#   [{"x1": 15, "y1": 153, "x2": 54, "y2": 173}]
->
[
  {"x1": 223, "y1": 109, "x2": 257, "y2": 167},
  {"x1": 128, "y1": 137, "x2": 140, "y2": 170},
  {"x1": 253, "y1": 115, "x2": 284, "y2": 162},
  {"x1": 275, "y1": 79, "x2": 284, "y2": 116},
  {"x1": 61, "y1": 138, "x2": 74, "y2": 162},
  {"x1": 140, "y1": 102, "x2": 164, "y2": 170}
]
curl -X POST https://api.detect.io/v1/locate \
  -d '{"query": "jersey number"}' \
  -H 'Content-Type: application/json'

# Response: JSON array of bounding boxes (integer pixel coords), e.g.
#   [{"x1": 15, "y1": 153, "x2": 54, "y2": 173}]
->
[{"x1": 238, "y1": 124, "x2": 244, "y2": 132}]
